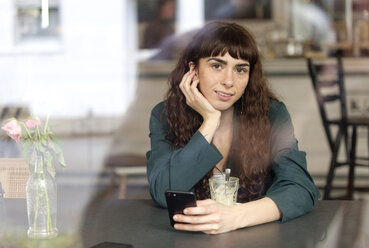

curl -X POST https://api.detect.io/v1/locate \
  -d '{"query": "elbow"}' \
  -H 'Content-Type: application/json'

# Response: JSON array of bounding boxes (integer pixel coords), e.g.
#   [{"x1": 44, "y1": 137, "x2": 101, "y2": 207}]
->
[
  {"x1": 284, "y1": 189, "x2": 318, "y2": 222},
  {"x1": 267, "y1": 183, "x2": 320, "y2": 222},
  {"x1": 149, "y1": 188, "x2": 167, "y2": 208},
  {"x1": 148, "y1": 177, "x2": 168, "y2": 208},
  {"x1": 146, "y1": 158, "x2": 170, "y2": 208}
]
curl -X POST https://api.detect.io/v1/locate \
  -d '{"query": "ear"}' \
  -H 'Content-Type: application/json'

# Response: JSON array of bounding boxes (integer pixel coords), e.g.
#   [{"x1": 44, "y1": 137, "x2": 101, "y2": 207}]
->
[
  {"x1": 188, "y1": 61, "x2": 195, "y2": 70},
  {"x1": 188, "y1": 61, "x2": 200, "y2": 76}
]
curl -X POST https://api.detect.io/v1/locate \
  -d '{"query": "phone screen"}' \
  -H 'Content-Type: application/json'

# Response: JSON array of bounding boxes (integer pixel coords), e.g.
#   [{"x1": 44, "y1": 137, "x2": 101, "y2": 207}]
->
[{"x1": 165, "y1": 190, "x2": 197, "y2": 227}]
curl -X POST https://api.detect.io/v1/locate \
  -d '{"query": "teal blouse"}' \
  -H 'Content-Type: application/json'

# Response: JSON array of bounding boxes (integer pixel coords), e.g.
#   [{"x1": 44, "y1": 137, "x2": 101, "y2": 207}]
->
[{"x1": 146, "y1": 100, "x2": 321, "y2": 222}]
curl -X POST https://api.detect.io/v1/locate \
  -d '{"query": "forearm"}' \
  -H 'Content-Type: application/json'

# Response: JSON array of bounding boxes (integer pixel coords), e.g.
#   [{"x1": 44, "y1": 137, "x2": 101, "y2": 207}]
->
[
  {"x1": 233, "y1": 197, "x2": 282, "y2": 229},
  {"x1": 148, "y1": 130, "x2": 223, "y2": 207}
]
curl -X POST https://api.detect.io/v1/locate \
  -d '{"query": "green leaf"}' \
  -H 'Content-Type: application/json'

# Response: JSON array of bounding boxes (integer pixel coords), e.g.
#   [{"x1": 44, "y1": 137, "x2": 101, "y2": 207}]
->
[
  {"x1": 56, "y1": 151, "x2": 66, "y2": 168},
  {"x1": 49, "y1": 136, "x2": 66, "y2": 168},
  {"x1": 45, "y1": 151, "x2": 56, "y2": 177},
  {"x1": 22, "y1": 140, "x2": 34, "y2": 160},
  {"x1": 47, "y1": 138, "x2": 57, "y2": 153},
  {"x1": 49, "y1": 133, "x2": 61, "y2": 144},
  {"x1": 41, "y1": 137, "x2": 48, "y2": 146}
]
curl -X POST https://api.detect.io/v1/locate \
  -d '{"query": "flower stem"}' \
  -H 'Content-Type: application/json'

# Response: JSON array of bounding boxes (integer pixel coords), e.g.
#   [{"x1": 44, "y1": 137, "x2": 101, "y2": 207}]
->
[
  {"x1": 33, "y1": 172, "x2": 40, "y2": 232},
  {"x1": 42, "y1": 171, "x2": 53, "y2": 232},
  {"x1": 21, "y1": 122, "x2": 33, "y2": 140},
  {"x1": 36, "y1": 125, "x2": 41, "y2": 141},
  {"x1": 32, "y1": 157, "x2": 54, "y2": 234},
  {"x1": 44, "y1": 114, "x2": 50, "y2": 133}
]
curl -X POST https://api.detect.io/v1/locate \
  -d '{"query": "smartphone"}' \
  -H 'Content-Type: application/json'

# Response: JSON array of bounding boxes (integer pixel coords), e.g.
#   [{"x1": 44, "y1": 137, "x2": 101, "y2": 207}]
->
[
  {"x1": 165, "y1": 190, "x2": 197, "y2": 227},
  {"x1": 90, "y1": 241, "x2": 134, "y2": 248}
]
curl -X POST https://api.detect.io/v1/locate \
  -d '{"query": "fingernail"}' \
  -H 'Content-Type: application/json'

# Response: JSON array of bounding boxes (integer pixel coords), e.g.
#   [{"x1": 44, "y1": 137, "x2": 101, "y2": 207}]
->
[
  {"x1": 173, "y1": 215, "x2": 178, "y2": 220},
  {"x1": 183, "y1": 209, "x2": 188, "y2": 214}
]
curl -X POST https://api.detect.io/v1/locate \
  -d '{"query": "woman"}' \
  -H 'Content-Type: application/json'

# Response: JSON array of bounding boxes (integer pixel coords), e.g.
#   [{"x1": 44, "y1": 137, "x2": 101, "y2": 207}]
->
[{"x1": 146, "y1": 22, "x2": 320, "y2": 234}]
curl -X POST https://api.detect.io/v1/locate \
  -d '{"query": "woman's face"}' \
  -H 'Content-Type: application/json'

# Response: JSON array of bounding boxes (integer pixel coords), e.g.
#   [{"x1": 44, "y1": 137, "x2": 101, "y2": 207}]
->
[{"x1": 195, "y1": 52, "x2": 250, "y2": 112}]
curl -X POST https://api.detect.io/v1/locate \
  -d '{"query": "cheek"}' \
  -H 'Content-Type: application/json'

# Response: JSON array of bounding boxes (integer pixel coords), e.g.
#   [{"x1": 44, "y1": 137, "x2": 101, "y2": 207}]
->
[
  {"x1": 198, "y1": 74, "x2": 215, "y2": 92},
  {"x1": 236, "y1": 78, "x2": 249, "y2": 92},
  {"x1": 199, "y1": 73, "x2": 218, "y2": 85},
  {"x1": 243, "y1": 81, "x2": 249, "y2": 91}
]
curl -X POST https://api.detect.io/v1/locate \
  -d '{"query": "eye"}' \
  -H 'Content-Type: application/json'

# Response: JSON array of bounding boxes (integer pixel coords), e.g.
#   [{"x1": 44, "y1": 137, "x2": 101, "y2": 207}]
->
[
  {"x1": 236, "y1": 67, "x2": 248, "y2": 74},
  {"x1": 211, "y1": 63, "x2": 222, "y2": 70}
]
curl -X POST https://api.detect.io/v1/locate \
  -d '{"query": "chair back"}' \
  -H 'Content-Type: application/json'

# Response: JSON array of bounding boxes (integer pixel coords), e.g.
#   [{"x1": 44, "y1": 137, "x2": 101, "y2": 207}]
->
[
  {"x1": 307, "y1": 57, "x2": 347, "y2": 152},
  {"x1": 0, "y1": 158, "x2": 29, "y2": 198}
]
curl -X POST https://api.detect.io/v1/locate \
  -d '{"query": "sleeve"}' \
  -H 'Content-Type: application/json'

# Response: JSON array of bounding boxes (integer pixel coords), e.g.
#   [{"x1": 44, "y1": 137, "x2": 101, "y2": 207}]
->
[
  {"x1": 265, "y1": 102, "x2": 321, "y2": 222},
  {"x1": 146, "y1": 103, "x2": 223, "y2": 208}
]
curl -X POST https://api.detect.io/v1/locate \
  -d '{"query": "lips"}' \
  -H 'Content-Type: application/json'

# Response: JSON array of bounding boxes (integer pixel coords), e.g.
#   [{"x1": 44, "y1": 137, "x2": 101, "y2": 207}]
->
[
  {"x1": 215, "y1": 90, "x2": 234, "y2": 101},
  {"x1": 215, "y1": 90, "x2": 233, "y2": 96}
]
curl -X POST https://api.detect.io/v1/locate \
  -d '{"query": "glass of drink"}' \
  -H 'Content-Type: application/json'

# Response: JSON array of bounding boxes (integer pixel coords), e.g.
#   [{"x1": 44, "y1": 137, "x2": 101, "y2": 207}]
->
[{"x1": 209, "y1": 175, "x2": 239, "y2": 206}]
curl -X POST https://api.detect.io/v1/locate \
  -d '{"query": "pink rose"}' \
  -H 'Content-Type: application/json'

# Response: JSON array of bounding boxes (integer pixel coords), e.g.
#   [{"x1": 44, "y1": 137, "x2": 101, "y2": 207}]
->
[
  {"x1": 1, "y1": 119, "x2": 22, "y2": 142},
  {"x1": 26, "y1": 117, "x2": 41, "y2": 129}
]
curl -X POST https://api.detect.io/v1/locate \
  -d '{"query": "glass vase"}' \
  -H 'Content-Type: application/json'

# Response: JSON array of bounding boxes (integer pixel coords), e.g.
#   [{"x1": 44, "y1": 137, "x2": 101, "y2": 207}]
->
[{"x1": 26, "y1": 156, "x2": 58, "y2": 239}]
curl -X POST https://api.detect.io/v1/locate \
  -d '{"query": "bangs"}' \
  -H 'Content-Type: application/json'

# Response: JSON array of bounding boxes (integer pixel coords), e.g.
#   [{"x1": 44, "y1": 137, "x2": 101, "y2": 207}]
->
[{"x1": 189, "y1": 22, "x2": 258, "y2": 65}]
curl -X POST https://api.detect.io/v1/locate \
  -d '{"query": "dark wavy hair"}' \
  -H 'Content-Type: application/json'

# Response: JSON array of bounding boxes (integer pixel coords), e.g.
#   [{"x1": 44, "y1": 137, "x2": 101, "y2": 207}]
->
[{"x1": 164, "y1": 22, "x2": 277, "y2": 202}]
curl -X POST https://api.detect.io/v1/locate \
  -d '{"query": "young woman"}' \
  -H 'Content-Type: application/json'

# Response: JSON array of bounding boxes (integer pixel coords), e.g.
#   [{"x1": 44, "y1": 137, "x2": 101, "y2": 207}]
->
[{"x1": 146, "y1": 22, "x2": 320, "y2": 234}]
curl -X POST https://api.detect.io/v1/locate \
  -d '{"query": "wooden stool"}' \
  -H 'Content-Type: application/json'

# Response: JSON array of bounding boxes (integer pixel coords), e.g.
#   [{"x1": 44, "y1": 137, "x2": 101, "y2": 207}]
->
[{"x1": 105, "y1": 154, "x2": 146, "y2": 199}]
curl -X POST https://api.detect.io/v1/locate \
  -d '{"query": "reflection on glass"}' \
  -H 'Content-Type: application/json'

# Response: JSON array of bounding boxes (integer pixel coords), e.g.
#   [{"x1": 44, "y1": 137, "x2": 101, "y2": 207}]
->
[
  {"x1": 205, "y1": 0, "x2": 272, "y2": 20},
  {"x1": 138, "y1": 0, "x2": 176, "y2": 49}
]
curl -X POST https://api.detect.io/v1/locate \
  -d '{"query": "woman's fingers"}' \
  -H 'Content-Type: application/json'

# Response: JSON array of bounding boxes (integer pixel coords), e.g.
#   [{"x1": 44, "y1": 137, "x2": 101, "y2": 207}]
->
[
  {"x1": 174, "y1": 212, "x2": 220, "y2": 225},
  {"x1": 179, "y1": 70, "x2": 193, "y2": 89},
  {"x1": 179, "y1": 69, "x2": 220, "y2": 121},
  {"x1": 173, "y1": 200, "x2": 219, "y2": 224},
  {"x1": 174, "y1": 223, "x2": 220, "y2": 233},
  {"x1": 172, "y1": 200, "x2": 237, "y2": 234},
  {"x1": 184, "y1": 73, "x2": 209, "y2": 108},
  {"x1": 179, "y1": 70, "x2": 196, "y2": 102},
  {"x1": 196, "y1": 199, "x2": 216, "y2": 205},
  {"x1": 178, "y1": 71, "x2": 190, "y2": 95},
  {"x1": 190, "y1": 74, "x2": 199, "y2": 90},
  {"x1": 184, "y1": 202, "x2": 216, "y2": 215}
]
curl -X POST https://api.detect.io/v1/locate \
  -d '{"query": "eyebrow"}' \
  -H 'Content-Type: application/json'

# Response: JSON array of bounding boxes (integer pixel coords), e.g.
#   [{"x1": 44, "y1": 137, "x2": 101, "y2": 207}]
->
[{"x1": 206, "y1": 58, "x2": 250, "y2": 67}]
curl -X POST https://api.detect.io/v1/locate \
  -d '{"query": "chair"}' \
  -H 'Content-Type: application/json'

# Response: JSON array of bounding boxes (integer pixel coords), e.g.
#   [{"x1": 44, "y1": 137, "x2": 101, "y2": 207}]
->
[
  {"x1": 325, "y1": 20, "x2": 353, "y2": 56},
  {"x1": 101, "y1": 74, "x2": 167, "y2": 199},
  {"x1": 307, "y1": 56, "x2": 369, "y2": 199},
  {"x1": 104, "y1": 154, "x2": 146, "y2": 199},
  {"x1": 0, "y1": 158, "x2": 30, "y2": 198}
]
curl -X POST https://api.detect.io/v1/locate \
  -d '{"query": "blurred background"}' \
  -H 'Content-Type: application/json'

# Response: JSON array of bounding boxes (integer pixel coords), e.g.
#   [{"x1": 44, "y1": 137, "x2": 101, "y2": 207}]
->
[{"x1": 1, "y1": 0, "x2": 369, "y2": 241}]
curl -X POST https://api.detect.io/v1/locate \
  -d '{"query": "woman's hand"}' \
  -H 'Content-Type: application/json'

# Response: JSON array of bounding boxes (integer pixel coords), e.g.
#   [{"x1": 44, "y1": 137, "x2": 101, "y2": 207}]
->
[
  {"x1": 172, "y1": 197, "x2": 282, "y2": 235},
  {"x1": 179, "y1": 67, "x2": 220, "y2": 122},
  {"x1": 179, "y1": 66, "x2": 221, "y2": 143},
  {"x1": 173, "y1": 199, "x2": 239, "y2": 234}
]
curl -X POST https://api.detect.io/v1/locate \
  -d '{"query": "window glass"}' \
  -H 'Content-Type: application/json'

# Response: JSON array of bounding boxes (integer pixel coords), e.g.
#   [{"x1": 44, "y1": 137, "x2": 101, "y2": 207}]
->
[
  {"x1": 15, "y1": 0, "x2": 60, "y2": 41},
  {"x1": 205, "y1": 0, "x2": 272, "y2": 20},
  {"x1": 137, "y1": 0, "x2": 176, "y2": 49}
]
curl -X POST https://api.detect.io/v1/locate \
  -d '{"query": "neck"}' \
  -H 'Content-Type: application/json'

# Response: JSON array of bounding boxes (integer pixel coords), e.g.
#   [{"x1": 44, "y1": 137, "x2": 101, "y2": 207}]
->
[{"x1": 218, "y1": 106, "x2": 234, "y2": 129}]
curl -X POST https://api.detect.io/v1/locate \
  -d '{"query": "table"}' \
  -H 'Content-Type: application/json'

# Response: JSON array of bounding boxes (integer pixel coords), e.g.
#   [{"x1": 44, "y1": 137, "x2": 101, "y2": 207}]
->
[
  {"x1": 81, "y1": 200, "x2": 369, "y2": 248},
  {"x1": 2, "y1": 199, "x2": 369, "y2": 248}
]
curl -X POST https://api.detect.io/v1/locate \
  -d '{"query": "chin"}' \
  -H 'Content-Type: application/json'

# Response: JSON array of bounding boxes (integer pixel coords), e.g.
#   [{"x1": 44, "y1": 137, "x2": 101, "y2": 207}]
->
[{"x1": 212, "y1": 103, "x2": 234, "y2": 112}]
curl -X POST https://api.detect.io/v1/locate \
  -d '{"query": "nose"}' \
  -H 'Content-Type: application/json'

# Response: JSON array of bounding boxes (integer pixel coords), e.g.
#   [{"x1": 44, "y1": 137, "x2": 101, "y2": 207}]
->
[{"x1": 221, "y1": 69, "x2": 233, "y2": 88}]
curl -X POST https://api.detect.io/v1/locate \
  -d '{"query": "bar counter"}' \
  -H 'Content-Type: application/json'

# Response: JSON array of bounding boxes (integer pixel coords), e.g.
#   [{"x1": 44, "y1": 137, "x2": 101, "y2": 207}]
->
[{"x1": 138, "y1": 57, "x2": 369, "y2": 78}]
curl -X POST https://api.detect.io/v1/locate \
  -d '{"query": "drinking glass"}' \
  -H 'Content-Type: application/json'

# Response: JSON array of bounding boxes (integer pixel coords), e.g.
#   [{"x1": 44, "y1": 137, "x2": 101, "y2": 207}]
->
[{"x1": 209, "y1": 176, "x2": 239, "y2": 206}]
